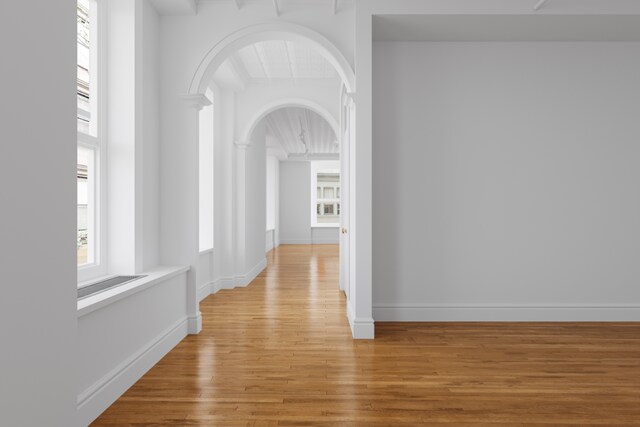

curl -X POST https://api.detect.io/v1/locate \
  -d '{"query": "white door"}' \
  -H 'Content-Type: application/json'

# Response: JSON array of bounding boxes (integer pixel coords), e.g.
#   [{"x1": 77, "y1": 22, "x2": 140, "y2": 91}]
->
[{"x1": 339, "y1": 95, "x2": 352, "y2": 295}]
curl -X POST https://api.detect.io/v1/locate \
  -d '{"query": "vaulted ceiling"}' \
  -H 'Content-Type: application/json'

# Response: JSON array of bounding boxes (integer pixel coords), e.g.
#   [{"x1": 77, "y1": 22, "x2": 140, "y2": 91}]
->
[
  {"x1": 216, "y1": 40, "x2": 340, "y2": 87},
  {"x1": 264, "y1": 107, "x2": 338, "y2": 156}
]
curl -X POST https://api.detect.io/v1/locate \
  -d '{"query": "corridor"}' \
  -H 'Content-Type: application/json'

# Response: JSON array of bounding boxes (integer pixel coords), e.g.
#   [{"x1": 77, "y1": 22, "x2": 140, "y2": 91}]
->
[{"x1": 94, "y1": 245, "x2": 640, "y2": 426}]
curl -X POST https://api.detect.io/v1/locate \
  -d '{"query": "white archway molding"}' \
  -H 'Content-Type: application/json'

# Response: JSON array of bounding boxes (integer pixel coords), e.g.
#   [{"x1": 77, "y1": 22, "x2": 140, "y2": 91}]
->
[
  {"x1": 188, "y1": 22, "x2": 355, "y2": 95},
  {"x1": 241, "y1": 98, "x2": 339, "y2": 145}
]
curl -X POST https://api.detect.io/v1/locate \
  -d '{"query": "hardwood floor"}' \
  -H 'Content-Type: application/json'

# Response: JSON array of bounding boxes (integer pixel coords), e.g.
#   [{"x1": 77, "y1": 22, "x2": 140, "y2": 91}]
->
[{"x1": 93, "y1": 244, "x2": 640, "y2": 426}]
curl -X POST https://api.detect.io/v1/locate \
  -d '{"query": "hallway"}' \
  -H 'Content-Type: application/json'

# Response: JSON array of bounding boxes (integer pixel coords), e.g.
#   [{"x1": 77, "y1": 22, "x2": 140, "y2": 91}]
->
[{"x1": 94, "y1": 245, "x2": 640, "y2": 426}]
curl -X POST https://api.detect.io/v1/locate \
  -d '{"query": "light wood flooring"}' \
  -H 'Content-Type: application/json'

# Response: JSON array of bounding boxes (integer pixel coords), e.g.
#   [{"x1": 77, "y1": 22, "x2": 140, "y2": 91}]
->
[{"x1": 93, "y1": 244, "x2": 640, "y2": 426}]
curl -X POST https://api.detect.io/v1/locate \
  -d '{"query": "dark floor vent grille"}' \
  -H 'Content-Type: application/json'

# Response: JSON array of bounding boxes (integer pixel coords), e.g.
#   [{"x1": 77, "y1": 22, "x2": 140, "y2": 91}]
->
[{"x1": 78, "y1": 275, "x2": 146, "y2": 300}]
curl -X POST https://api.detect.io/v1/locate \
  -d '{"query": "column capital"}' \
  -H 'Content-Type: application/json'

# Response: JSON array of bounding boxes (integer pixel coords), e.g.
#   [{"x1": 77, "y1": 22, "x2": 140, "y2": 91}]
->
[
  {"x1": 345, "y1": 91, "x2": 356, "y2": 105},
  {"x1": 234, "y1": 140, "x2": 251, "y2": 150},
  {"x1": 180, "y1": 93, "x2": 212, "y2": 111}
]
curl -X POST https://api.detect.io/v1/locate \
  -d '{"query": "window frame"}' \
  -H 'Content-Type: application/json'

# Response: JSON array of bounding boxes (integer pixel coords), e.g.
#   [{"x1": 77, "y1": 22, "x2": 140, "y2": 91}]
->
[{"x1": 77, "y1": 0, "x2": 107, "y2": 283}]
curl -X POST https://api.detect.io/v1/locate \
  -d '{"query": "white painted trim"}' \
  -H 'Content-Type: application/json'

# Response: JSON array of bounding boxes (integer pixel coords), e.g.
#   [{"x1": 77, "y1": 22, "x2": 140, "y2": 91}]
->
[
  {"x1": 77, "y1": 316, "x2": 189, "y2": 426},
  {"x1": 347, "y1": 302, "x2": 375, "y2": 339},
  {"x1": 236, "y1": 257, "x2": 267, "y2": 287},
  {"x1": 197, "y1": 281, "x2": 213, "y2": 302},
  {"x1": 199, "y1": 248, "x2": 214, "y2": 255},
  {"x1": 373, "y1": 305, "x2": 640, "y2": 322},
  {"x1": 188, "y1": 312, "x2": 202, "y2": 334},
  {"x1": 77, "y1": 266, "x2": 190, "y2": 317},
  {"x1": 197, "y1": 259, "x2": 267, "y2": 301}
]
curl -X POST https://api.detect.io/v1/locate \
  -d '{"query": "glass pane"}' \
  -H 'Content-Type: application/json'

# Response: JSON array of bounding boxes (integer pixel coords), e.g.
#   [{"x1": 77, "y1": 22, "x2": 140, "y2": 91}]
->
[
  {"x1": 77, "y1": 0, "x2": 92, "y2": 133},
  {"x1": 78, "y1": 147, "x2": 95, "y2": 266},
  {"x1": 324, "y1": 187, "x2": 335, "y2": 199},
  {"x1": 324, "y1": 204, "x2": 334, "y2": 215}
]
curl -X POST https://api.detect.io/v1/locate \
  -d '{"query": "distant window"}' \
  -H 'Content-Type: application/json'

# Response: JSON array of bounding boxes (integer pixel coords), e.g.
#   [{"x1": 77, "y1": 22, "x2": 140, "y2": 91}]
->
[
  {"x1": 311, "y1": 161, "x2": 340, "y2": 226},
  {"x1": 77, "y1": 0, "x2": 93, "y2": 134},
  {"x1": 77, "y1": 0, "x2": 105, "y2": 282}
]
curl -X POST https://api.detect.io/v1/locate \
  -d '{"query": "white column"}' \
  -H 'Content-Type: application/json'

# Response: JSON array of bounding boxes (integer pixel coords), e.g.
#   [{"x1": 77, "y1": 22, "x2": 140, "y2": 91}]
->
[
  {"x1": 234, "y1": 140, "x2": 250, "y2": 284},
  {"x1": 167, "y1": 93, "x2": 211, "y2": 334},
  {"x1": 353, "y1": 3, "x2": 375, "y2": 339}
]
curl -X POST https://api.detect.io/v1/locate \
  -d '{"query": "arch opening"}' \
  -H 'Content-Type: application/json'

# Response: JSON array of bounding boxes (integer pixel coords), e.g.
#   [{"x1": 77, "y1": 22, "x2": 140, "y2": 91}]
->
[{"x1": 188, "y1": 23, "x2": 355, "y2": 95}]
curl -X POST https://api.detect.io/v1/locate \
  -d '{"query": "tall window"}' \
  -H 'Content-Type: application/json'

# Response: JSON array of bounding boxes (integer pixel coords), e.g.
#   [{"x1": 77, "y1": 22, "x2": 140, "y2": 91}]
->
[
  {"x1": 311, "y1": 161, "x2": 340, "y2": 227},
  {"x1": 77, "y1": 0, "x2": 104, "y2": 280}
]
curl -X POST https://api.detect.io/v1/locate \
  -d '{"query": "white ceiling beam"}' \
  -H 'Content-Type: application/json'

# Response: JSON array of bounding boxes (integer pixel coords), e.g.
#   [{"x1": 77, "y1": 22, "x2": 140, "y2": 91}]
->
[
  {"x1": 332, "y1": 0, "x2": 338, "y2": 14},
  {"x1": 272, "y1": 0, "x2": 280, "y2": 16},
  {"x1": 534, "y1": 0, "x2": 549, "y2": 11},
  {"x1": 253, "y1": 44, "x2": 272, "y2": 82},
  {"x1": 283, "y1": 41, "x2": 298, "y2": 84}
]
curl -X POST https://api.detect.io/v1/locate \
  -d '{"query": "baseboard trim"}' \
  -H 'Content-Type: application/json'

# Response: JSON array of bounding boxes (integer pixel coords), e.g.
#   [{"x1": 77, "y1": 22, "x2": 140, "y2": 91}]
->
[
  {"x1": 279, "y1": 239, "x2": 312, "y2": 245},
  {"x1": 77, "y1": 316, "x2": 189, "y2": 426},
  {"x1": 188, "y1": 312, "x2": 202, "y2": 334},
  {"x1": 279, "y1": 239, "x2": 338, "y2": 245},
  {"x1": 311, "y1": 239, "x2": 339, "y2": 245},
  {"x1": 373, "y1": 305, "x2": 640, "y2": 322},
  {"x1": 347, "y1": 302, "x2": 375, "y2": 339},
  {"x1": 198, "y1": 259, "x2": 267, "y2": 302},
  {"x1": 236, "y1": 258, "x2": 267, "y2": 287}
]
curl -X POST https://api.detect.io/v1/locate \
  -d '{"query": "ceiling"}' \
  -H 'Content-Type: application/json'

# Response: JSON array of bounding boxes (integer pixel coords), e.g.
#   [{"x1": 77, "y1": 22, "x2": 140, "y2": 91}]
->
[
  {"x1": 264, "y1": 107, "x2": 338, "y2": 157},
  {"x1": 373, "y1": 15, "x2": 640, "y2": 42},
  {"x1": 216, "y1": 40, "x2": 339, "y2": 87}
]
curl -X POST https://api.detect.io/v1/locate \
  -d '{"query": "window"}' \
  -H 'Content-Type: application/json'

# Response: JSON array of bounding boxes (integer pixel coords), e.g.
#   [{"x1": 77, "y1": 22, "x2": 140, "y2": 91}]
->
[
  {"x1": 311, "y1": 161, "x2": 341, "y2": 227},
  {"x1": 77, "y1": 0, "x2": 105, "y2": 281}
]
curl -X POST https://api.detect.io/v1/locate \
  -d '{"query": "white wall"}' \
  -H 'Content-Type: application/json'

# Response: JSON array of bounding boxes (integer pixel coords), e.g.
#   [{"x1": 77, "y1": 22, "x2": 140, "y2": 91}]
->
[
  {"x1": 266, "y1": 155, "x2": 280, "y2": 252},
  {"x1": 199, "y1": 91, "x2": 214, "y2": 252},
  {"x1": 373, "y1": 41, "x2": 640, "y2": 321},
  {"x1": 245, "y1": 122, "x2": 268, "y2": 272},
  {"x1": 77, "y1": 270, "x2": 189, "y2": 426},
  {"x1": 142, "y1": 0, "x2": 161, "y2": 270},
  {"x1": 280, "y1": 162, "x2": 312, "y2": 243},
  {"x1": 266, "y1": 155, "x2": 278, "y2": 231},
  {"x1": 280, "y1": 162, "x2": 340, "y2": 244},
  {"x1": 0, "y1": 0, "x2": 77, "y2": 425}
]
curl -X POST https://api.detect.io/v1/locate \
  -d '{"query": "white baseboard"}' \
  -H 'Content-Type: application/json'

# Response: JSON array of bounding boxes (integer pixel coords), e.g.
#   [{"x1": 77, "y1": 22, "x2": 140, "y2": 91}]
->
[
  {"x1": 236, "y1": 258, "x2": 267, "y2": 287},
  {"x1": 197, "y1": 282, "x2": 212, "y2": 302},
  {"x1": 373, "y1": 305, "x2": 640, "y2": 322},
  {"x1": 77, "y1": 317, "x2": 189, "y2": 426},
  {"x1": 279, "y1": 239, "x2": 312, "y2": 244},
  {"x1": 347, "y1": 302, "x2": 375, "y2": 339},
  {"x1": 279, "y1": 239, "x2": 338, "y2": 245},
  {"x1": 188, "y1": 312, "x2": 202, "y2": 334},
  {"x1": 197, "y1": 259, "x2": 267, "y2": 302}
]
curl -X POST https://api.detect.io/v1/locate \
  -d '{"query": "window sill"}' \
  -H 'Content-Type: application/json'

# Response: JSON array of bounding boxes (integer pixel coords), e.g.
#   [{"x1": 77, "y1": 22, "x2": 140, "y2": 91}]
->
[
  {"x1": 199, "y1": 248, "x2": 214, "y2": 256},
  {"x1": 77, "y1": 265, "x2": 190, "y2": 318},
  {"x1": 311, "y1": 225, "x2": 340, "y2": 229}
]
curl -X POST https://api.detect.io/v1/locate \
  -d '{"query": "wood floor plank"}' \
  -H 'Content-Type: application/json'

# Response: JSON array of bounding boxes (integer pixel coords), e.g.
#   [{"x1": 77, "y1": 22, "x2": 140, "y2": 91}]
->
[{"x1": 92, "y1": 244, "x2": 640, "y2": 426}]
